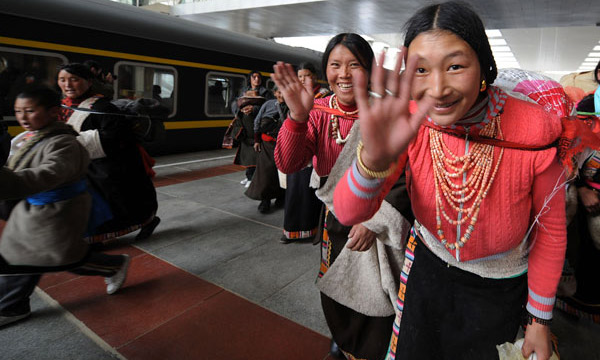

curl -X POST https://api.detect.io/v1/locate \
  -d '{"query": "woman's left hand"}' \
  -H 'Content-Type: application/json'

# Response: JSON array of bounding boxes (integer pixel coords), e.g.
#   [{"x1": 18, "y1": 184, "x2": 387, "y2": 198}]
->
[
  {"x1": 346, "y1": 224, "x2": 377, "y2": 251},
  {"x1": 522, "y1": 321, "x2": 552, "y2": 360}
]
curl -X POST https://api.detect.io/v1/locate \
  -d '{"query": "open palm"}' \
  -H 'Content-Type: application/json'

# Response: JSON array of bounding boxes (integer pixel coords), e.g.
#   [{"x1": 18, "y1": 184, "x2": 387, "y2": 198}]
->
[
  {"x1": 270, "y1": 62, "x2": 315, "y2": 122},
  {"x1": 354, "y1": 50, "x2": 433, "y2": 171}
]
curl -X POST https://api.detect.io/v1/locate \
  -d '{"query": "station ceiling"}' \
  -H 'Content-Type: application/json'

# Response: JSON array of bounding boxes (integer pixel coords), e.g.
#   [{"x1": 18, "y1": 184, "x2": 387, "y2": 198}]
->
[{"x1": 169, "y1": 0, "x2": 600, "y2": 80}]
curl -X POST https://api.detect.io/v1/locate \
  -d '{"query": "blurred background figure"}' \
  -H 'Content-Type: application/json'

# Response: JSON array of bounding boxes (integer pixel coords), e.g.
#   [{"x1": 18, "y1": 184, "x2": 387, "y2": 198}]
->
[{"x1": 83, "y1": 59, "x2": 115, "y2": 98}]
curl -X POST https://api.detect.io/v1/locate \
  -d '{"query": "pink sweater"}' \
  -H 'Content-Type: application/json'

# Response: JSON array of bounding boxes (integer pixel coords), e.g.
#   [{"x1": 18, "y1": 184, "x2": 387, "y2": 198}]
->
[
  {"x1": 334, "y1": 95, "x2": 567, "y2": 320},
  {"x1": 275, "y1": 96, "x2": 356, "y2": 176}
]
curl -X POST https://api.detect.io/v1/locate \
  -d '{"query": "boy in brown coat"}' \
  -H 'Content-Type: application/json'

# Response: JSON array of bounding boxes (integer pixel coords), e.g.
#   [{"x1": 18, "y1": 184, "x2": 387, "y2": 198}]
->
[{"x1": 0, "y1": 86, "x2": 130, "y2": 328}]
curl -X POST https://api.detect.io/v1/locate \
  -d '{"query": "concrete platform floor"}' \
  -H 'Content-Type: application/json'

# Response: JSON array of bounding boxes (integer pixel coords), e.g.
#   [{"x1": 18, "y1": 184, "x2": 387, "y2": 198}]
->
[{"x1": 1, "y1": 148, "x2": 599, "y2": 359}]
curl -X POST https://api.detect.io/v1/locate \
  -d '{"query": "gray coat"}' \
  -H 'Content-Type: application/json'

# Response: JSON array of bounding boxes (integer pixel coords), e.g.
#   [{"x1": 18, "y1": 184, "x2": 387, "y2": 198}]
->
[{"x1": 0, "y1": 123, "x2": 91, "y2": 267}]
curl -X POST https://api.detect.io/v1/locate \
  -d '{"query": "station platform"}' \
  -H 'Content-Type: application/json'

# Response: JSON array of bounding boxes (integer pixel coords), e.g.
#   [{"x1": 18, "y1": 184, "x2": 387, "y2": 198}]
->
[{"x1": 2, "y1": 148, "x2": 600, "y2": 360}]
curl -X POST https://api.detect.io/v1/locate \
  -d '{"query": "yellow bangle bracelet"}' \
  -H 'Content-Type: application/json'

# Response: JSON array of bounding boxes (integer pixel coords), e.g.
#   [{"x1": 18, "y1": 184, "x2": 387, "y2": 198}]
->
[{"x1": 356, "y1": 141, "x2": 396, "y2": 179}]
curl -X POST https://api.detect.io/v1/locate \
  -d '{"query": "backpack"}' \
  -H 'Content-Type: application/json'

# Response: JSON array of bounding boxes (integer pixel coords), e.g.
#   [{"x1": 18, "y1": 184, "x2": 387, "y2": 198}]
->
[{"x1": 110, "y1": 98, "x2": 168, "y2": 145}]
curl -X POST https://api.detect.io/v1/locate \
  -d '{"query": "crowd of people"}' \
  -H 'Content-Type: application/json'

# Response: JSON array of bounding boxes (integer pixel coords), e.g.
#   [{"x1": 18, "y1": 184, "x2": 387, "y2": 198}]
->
[{"x1": 1, "y1": 1, "x2": 599, "y2": 360}]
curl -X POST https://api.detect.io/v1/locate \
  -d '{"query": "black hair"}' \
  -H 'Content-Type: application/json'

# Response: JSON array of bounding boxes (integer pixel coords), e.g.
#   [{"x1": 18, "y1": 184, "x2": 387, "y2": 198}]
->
[
  {"x1": 83, "y1": 59, "x2": 101, "y2": 70},
  {"x1": 594, "y1": 59, "x2": 600, "y2": 85},
  {"x1": 298, "y1": 62, "x2": 318, "y2": 76},
  {"x1": 247, "y1": 70, "x2": 262, "y2": 85},
  {"x1": 16, "y1": 85, "x2": 62, "y2": 109},
  {"x1": 57, "y1": 63, "x2": 95, "y2": 80},
  {"x1": 321, "y1": 33, "x2": 374, "y2": 79},
  {"x1": 403, "y1": 1, "x2": 497, "y2": 84}
]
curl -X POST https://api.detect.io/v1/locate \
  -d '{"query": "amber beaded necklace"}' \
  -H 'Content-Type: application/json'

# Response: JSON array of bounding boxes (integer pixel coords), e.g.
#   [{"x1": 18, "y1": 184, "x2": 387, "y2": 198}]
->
[
  {"x1": 329, "y1": 94, "x2": 358, "y2": 145},
  {"x1": 430, "y1": 115, "x2": 504, "y2": 255}
]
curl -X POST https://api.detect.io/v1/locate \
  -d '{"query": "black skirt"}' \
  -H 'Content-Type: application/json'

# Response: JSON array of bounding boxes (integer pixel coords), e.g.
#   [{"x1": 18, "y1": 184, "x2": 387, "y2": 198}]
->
[
  {"x1": 390, "y1": 232, "x2": 527, "y2": 360},
  {"x1": 244, "y1": 141, "x2": 284, "y2": 201},
  {"x1": 282, "y1": 167, "x2": 321, "y2": 240}
]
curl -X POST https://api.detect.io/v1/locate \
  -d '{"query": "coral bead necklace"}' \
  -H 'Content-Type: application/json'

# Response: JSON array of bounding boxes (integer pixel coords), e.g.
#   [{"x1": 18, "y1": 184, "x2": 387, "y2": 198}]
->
[
  {"x1": 429, "y1": 115, "x2": 504, "y2": 256},
  {"x1": 329, "y1": 94, "x2": 358, "y2": 145}
]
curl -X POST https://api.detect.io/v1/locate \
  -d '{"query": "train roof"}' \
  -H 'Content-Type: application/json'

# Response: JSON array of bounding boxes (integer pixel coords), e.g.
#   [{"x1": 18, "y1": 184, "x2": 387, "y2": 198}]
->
[{"x1": 0, "y1": 0, "x2": 322, "y2": 66}]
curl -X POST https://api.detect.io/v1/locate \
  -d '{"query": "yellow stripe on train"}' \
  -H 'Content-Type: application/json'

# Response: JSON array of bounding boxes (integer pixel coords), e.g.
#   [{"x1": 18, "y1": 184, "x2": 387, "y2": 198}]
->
[{"x1": 0, "y1": 36, "x2": 271, "y2": 77}]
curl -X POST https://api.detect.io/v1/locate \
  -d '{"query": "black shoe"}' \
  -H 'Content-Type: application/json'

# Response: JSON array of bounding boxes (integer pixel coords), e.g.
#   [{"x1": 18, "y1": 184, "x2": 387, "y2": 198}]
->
[
  {"x1": 135, "y1": 216, "x2": 161, "y2": 241},
  {"x1": 329, "y1": 339, "x2": 344, "y2": 359},
  {"x1": 274, "y1": 197, "x2": 285, "y2": 208},
  {"x1": 258, "y1": 200, "x2": 271, "y2": 214},
  {"x1": 280, "y1": 235, "x2": 292, "y2": 244}
]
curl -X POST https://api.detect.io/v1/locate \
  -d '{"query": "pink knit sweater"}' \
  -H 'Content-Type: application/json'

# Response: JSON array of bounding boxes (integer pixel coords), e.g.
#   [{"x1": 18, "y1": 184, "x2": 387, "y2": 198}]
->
[
  {"x1": 275, "y1": 96, "x2": 356, "y2": 176},
  {"x1": 334, "y1": 95, "x2": 567, "y2": 319}
]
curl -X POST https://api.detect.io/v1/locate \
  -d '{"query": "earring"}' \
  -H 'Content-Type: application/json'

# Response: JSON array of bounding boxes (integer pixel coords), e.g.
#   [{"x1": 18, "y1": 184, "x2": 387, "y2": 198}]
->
[{"x1": 480, "y1": 79, "x2": 487, "y2": 92}]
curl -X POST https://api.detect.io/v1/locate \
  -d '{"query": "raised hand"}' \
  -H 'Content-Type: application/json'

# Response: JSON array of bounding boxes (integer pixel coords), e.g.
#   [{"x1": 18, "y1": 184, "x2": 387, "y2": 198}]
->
[
  {"x1": 270, "y1": 62, "x2": 315, "y2": 123},
  {"x1": 354, "y1": 49, "x2": 434, "y2": 174}
]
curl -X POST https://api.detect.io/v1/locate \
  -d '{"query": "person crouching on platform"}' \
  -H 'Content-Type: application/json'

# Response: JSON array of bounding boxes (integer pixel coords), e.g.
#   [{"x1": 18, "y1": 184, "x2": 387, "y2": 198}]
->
[{"x1": 245, "y1": 85, "x2": 286, "y2": 213}]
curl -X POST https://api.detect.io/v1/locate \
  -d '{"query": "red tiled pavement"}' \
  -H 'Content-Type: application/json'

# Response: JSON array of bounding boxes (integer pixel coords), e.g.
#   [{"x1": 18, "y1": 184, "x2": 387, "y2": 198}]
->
[
  {"x1": 152, "y1": 164, "x2": 244, "y2": 187},
  {"x1": 34, "y1": 163, "x2": 333, "y2": 359},
  {"x1": 39, "y1": 245, "x2": 331, "y2": 359},
  {"x1": 118, "y1": 290, "x2": 330, "y2": 360}
]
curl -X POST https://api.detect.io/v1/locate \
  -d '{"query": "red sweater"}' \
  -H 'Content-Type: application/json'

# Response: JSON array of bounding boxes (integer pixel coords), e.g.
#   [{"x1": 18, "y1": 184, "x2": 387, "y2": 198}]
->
[
  {"x1": 334, "y1": 94, "x2": 567, "y2": 320},
  {"x1": 275, "y1": 96, "x2": 356, "y2": 176}
]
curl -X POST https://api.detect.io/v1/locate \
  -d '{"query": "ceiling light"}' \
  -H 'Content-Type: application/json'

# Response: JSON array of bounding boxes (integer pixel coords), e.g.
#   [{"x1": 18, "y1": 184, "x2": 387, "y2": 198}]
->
[
  {"x1": 585, "y1": 58, "x2": 599, "y2": 62},
  {"x1": 496, "y1": 62, "x2": 520, "y2": 69},
  {"x1": 485, "y1": 29, "x2": 502, "y2": 38},
  {"x1": 488, "y1": 39, "x2": 507, "y2": 46},
  {"x1": 594, "y1": 45, "x2": 600, "y2": 51},
  {"x1": 493, "y1": 52, "x2": 516, "y2": 58},
  {"x1": 492, "y1": 46, "x2": 512, "y2": 52},
  {"x1": 588, "y1": 52, "x2": 600, "y2": 57}
]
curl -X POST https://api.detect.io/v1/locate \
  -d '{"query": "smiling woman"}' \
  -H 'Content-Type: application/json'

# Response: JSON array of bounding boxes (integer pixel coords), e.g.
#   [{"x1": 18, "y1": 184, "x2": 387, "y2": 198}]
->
[
  {"x1": 57, "y1": 63, "x2": 160, "y2": 244},
  {"x1": 271, "y1": 34, "x2": 414, "y2": 360},
  {"x1": 333, "y1": 2, "x2": 567, "y2": 360}
]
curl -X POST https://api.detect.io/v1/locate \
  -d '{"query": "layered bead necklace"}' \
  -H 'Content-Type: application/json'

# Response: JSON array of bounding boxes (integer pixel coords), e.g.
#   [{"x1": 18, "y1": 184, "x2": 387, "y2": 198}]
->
[
  {"x1": 429, "y1": 110, "x2": 504, "y2": 255},
  {"x1": 329, "y1": 94, "x2": 358, "y2": 145}
]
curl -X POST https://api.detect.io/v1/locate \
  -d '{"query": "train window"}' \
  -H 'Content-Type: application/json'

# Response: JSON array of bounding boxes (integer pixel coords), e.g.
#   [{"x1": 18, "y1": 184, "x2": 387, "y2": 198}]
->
[
  {"x1": 205, "y1": 72, "x2": 246, "y2": 117},
  {"x1": 0, "y1": 47, "x2": 67, "y2": 118},
  {"x1": 114, "y1": 61, "x2": 177, "y2": 118}
]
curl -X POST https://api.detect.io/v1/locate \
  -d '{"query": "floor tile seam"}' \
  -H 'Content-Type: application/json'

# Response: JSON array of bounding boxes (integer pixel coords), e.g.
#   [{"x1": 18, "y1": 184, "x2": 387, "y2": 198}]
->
[
  {"x1": 135, "y1": 229, "x2": 208, "y2": 254},
  {"x1": 204, "y1": 206, "x2": 283, "y2": 232},
  {"x1": 33, "y1": 288, "x2": 127, "y2": 360},
  {"x1": 41, "y1": 275, "x2": 85, "y2": 291},
  {"x1": 259, "y1": 268, "x2": 318, "y2": 305},
  {"x1": 114, "y1": 288, "x2": 227, "y2": 351},
  {"x1": 155, "y1": 166, "x2": 242, "y2": 182},
  {"x1": 153, "y1": 154, "x2": 236, "y2": 169}
]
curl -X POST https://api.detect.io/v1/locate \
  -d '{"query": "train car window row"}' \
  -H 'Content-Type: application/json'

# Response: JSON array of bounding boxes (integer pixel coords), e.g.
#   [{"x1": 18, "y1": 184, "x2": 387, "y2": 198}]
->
[{"x1": 205, "y1": 72, "x2": 246, "y2": 117}]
